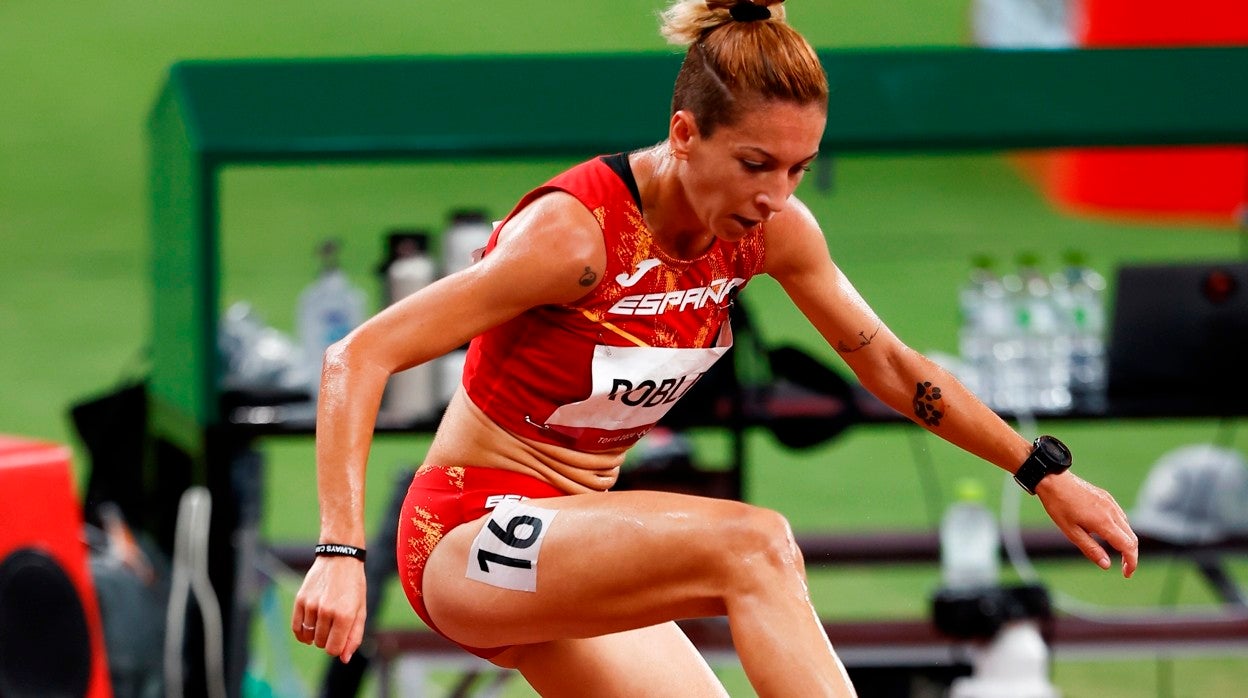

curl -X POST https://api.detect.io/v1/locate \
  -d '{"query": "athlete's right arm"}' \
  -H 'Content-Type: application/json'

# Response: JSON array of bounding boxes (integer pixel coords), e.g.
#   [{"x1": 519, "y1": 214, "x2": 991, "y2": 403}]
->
[{"x1": 292, "y1": 191, "x2": 606, "y2": 662}]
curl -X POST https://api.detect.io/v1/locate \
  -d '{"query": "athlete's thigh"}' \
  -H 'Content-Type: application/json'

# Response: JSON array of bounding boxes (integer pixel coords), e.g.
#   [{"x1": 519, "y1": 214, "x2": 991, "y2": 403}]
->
[
  {"x1": 422, "y1": 489, "x2": 774, "y2": 649},
  {"x1": 505, "y1": 621, "x2": 728, "y2": 698}
]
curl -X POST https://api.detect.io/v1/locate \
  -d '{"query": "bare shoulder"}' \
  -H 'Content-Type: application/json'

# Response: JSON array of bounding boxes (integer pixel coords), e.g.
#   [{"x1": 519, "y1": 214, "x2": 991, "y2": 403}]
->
[
  {"x1": 481, "y1": 190, "x2": 608, "y2": 306},
  {"x1": 761, "y1": 195, "x2": 833, "y2": 281},
  {"x1": 757, "y1": 196, "x2": 891, "y2": 364}
]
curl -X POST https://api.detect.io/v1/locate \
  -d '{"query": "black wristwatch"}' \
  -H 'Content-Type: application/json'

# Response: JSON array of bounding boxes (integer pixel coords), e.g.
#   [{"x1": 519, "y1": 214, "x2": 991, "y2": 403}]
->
[{"x1": 1013, "y1": 435, "x2": 1072, "y2": 495}]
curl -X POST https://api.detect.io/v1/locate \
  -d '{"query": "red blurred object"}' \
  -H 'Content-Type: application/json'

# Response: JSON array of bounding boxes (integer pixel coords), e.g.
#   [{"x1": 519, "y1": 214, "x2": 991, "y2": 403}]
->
[
  {"x1": 0, "y1": 435, "x2": 112, "y2": 698},
  {"x1": 1074, "y1": 0, "x2": 1248, "y2": 46},
  {"x1": 1038, "y1": 1, "x2": 1248, "y2": 224}
]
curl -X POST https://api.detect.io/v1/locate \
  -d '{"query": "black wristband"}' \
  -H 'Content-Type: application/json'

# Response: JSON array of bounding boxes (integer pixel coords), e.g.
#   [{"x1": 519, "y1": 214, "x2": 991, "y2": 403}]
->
[{"x1": 314, "y1": 543, "x2": 367, "y2": 562}]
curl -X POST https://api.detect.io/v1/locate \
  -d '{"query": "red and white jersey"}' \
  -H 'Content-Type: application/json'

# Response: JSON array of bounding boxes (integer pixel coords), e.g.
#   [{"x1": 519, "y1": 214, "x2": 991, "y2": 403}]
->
[{"x1": 462, "y1": 154, "x2": 766, "y2": 451}]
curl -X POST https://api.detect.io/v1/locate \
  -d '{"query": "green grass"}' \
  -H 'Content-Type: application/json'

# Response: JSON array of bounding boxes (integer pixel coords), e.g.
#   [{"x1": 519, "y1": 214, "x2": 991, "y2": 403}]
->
[{"x1": 4, "y1": 1, "x2": 1247, "y2": 696}]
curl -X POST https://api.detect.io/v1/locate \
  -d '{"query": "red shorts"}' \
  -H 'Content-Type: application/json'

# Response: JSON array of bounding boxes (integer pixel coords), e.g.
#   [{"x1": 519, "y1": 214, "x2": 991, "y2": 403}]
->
[{"x1": 396, "y1": 464, "x2": 565, "y2": 659}]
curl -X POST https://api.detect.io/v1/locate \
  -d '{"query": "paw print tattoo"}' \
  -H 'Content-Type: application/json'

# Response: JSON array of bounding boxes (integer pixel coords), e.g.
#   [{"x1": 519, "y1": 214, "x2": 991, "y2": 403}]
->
[{"x1": 913, "y1": 381, "x2": 944, "y2": 427}]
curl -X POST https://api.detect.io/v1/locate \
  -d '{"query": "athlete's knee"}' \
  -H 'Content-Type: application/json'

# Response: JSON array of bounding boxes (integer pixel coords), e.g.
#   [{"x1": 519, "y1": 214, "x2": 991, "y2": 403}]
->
[{"x1": 713, "y1": 504, "x2": 805, "y2": 590}]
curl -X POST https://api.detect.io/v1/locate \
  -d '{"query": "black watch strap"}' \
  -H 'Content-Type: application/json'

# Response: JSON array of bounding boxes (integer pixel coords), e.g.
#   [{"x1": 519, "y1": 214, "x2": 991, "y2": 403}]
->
[{"x1": 1013, "y1": 435, "x2": 1073, "y2": 495}]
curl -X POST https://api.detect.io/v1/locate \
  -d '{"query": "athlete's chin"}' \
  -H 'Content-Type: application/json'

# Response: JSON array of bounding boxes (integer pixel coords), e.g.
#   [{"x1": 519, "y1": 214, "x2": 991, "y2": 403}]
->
[{"x1": 715, "y1": 216, "x2": 759, "y2": 241}]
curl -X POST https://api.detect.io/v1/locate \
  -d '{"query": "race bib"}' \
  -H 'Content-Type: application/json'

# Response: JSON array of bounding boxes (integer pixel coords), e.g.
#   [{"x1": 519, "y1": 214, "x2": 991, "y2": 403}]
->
[
  {"x1": 543, "y1": 324, "x2": 732, "y2": 432},
  {"x1": 465, "y1": 500, "x2": 558, "y2": 592}
]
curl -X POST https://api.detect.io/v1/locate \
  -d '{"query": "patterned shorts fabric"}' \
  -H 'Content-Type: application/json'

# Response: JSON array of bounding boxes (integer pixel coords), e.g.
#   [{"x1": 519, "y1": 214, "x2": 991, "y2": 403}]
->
[{"x1": 396, "y1": 464, "x2": 565, "y2": 659}]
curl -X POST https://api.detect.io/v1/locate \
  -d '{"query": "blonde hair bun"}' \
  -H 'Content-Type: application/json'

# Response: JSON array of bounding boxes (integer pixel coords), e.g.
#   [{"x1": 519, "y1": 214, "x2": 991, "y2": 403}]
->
[{"x1": 660, "y1": 1, "x2": 788, "y2": 47}]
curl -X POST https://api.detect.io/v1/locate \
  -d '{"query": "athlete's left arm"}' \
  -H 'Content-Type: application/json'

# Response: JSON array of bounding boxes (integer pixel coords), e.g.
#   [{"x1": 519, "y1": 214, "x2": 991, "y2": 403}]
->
[{"x1": 763, "y1": 198, "x2": 1138, "y2": 577}]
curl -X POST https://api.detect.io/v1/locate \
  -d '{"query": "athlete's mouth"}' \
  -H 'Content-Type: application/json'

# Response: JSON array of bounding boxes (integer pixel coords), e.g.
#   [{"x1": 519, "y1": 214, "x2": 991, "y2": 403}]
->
[{"x1": 731, "y1": 214, "x2": 760, "y2": 230}]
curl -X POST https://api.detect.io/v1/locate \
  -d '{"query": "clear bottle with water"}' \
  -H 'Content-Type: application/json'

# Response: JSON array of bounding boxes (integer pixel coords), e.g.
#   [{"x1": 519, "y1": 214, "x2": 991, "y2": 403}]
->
[
  {"x1": 437, "y1": 209, "x2": 495, "y2": 407},
  {"x1": 296, "y1": 239, "x2": 366, "y2": 396},
  {"x1": 1054, "y1": 250, "x2": 1107, "y2": 413},
  {"x1": 958, "y1": 255, "x2": 991, "y2": 398},
  {"x1": 441, "y1": 209, "x2": 494, "y2": 277},
  {"x1": 1019, "y1": 253, "x2": 1070, "y2": 413},
  {"x1": 958, "y1": 255, "x2": 1009, "y2": 409},
  {"x1": 995, "y1": 261, "x2": 1029, "y2": 414},
  {"x1": 940, "y1": 478, "x2": 1001, "y2": 591},
  {"x1": 379, "y1": 231, "x2": 438, "y2": 423}
]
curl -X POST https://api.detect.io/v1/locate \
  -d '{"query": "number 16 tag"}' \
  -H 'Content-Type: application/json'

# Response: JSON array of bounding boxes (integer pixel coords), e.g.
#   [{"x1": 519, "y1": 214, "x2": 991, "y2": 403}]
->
[{"x1": 466, "y1": 500, "x2": 559, "y2": 592}]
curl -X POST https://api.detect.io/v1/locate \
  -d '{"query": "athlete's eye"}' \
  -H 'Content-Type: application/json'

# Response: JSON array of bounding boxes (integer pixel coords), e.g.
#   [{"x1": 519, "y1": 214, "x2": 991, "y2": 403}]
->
[{"x1": 740, "y1": 160, "x2": 767, "y2": 172}]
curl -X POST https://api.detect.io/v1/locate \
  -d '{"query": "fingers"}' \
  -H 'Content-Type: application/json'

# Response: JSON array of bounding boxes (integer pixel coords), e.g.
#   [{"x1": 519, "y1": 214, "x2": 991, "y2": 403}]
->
[
  {"x1": 1041, "y1": 473, "x2": 1140, "y2": 578},
  {"x1": 1104, "y1": 508, "x2": 1140, "y2": 578},
  {"x1": 344, "y1": 611, "x2": 368, "y2": 663},
  {"x1": 1065, "y1": 518, "x2": 1139, "y2": 578},
  {"x1": 293, "y1": 601, "x2": 364, "y2": 660},
  {"x1": 324, "y1": 605, "x2": 364, "y2": 660},
  {"x1": 291, "y1": 585, "x2": 324, "y2": 646},
  {"x1": 1088, "y1": 489, "x2": 1139, "y2": 578},
  {"x1": 293, "y1": 606, "x2": 364, "y2": 659},
  {"x1": 290, "y1": 594, "x2": 320, "y2": 646},
  {"x1": 1061, "y1": 524, "x2": 1112, "y2": 570},
  {"x1": 291, "y1": 563, "x2": 368, "y2": 661},
  {"x1": 291, "y1": 597, "x2": 314, "y2": 643}
]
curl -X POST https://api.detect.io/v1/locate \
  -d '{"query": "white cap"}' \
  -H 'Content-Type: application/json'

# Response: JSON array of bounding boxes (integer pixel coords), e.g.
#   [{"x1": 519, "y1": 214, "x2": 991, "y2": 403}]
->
[{"x1": 1131, "y1": 444, "x2": 1248, "y2": 544}]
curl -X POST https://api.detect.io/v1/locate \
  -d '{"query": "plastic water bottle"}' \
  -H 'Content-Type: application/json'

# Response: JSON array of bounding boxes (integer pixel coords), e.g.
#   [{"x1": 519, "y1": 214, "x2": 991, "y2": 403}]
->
[
  {"x1": 381, "y1": 230, "x2": 436, "y2": 305},
  {"x1": 437, "y1": 209, "x2": 494, "y2": 406},
  {"x1": 995, "y1": 262, "x2": 1029, "y2": 414},
  {"x1": 958, "y1": 255, "x2": 1011, "y2": 410},
  {"x1": 958, "y1": 255, "x2": 993, "y2": 399},
  {"x1": 1007, "y1": 254, "x2": 1068, "y2": 414},
  {"x1": 940, "y1": 479, "x2": 1000, "y2": 591},
  {"x1": 1014, "y1": 254, "x2": 1047, "y2": 413},
  {"x1": 379, "y1": 231, "x2": 438, "y2": 423},
  {"x1": 1054, "y1": 251, "x2": 1107, "y2": 413},
  {"x1": 296, "y1": 240, "x2": 366, "y2": 395},
  {"x1": 441, "y1": 209, "x2": 493, "y2": 277}
]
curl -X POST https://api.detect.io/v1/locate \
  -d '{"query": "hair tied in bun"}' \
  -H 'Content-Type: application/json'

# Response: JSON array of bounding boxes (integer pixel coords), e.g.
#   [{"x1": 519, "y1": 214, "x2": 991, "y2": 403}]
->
[{"x1": 729, "y1": 2, "x2": 772, "y2": 22}]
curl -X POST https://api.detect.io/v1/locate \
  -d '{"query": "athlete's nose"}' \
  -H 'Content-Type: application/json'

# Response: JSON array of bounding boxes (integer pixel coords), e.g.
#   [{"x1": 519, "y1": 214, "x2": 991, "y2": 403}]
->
[
  {"x1": 762, "y1": 168, "x2": 797, "y2": 215},
  {"x1": 754, "y1": 183, "x2": 787, "y2": 218}
]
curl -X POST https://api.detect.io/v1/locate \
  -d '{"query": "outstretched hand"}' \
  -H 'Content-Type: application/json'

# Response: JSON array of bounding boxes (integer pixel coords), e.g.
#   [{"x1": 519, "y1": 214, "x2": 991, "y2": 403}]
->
[
  {"x1": 1035, "y1": 471, "x2": 1139, "y2": 578},
  {"x1": 291, "y1": 556, "x2": 368, "y2": 663}
]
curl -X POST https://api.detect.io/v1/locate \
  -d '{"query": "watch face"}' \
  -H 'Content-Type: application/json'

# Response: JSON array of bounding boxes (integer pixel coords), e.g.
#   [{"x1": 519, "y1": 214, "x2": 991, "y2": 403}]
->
[{"x1": 1037, "y1": 436, "x2": 1072, "y2": 468}]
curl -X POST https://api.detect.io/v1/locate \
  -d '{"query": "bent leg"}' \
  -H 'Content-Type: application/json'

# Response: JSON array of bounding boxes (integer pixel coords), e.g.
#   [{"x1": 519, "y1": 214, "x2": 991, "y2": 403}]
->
[
  {"x1": 422, "y1": 490, "x2": 855, "y2": 697},
  {"x1": 495, "y1": 622, "x2": 727, "y2": 698}
]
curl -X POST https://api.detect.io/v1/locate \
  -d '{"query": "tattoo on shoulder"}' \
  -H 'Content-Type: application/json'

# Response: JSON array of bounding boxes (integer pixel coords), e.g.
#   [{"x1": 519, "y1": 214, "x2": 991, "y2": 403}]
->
[
  {"x1": 913, "y1": 381, "x2": 944, "y2": 427},
  {"x1": 835, "y1": 323, "x2": 880, "y2": 354},
  {"x1": 579, "y1": 266, "x2": 597, "y2": 287}
]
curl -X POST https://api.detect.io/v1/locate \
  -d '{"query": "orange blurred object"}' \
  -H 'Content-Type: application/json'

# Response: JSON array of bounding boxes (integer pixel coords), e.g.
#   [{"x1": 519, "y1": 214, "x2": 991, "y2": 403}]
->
[
  {"x1": 1036, "y1": 1, "x2": 1248, "y2": 224},
  {"x1": 0, "y1": 435, "x2": 112, "y2": 698}
]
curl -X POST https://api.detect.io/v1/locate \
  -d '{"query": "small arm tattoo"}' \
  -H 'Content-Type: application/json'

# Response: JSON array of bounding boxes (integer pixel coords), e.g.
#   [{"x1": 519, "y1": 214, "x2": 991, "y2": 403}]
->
[
  {"x1": 579, "y1": 266, "x2": 597, "y2": 287},
  {"x1": 913, "y1": 381, "x2": 944, "y2": 427},
  {"x1": 835, "y1": 323, "x2": 880, "y2": 354}
]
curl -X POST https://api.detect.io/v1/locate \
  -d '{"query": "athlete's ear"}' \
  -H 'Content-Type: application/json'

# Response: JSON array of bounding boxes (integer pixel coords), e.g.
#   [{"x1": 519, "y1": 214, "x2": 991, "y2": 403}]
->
[{"x1": 669, "y1": 110, "x2": 699, "y2": 161}]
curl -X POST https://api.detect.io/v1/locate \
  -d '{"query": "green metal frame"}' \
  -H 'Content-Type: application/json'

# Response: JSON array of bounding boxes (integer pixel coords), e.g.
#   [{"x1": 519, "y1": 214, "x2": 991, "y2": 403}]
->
[{"x1": 148, "y1": 46, "x2": 1248, "y2": 461}]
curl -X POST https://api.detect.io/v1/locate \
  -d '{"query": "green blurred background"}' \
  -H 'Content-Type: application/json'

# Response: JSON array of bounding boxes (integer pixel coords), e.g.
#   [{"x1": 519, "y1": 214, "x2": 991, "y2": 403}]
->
[{"x1": 3, "y1": 1, "x2": 1246, "y2": 695}]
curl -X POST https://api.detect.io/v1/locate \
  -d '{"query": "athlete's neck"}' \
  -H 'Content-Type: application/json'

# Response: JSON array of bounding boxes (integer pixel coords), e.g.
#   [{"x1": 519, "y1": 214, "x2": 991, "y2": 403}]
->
[{"x1": 632, "y1": 143, "x2": 714, "y2": 260}]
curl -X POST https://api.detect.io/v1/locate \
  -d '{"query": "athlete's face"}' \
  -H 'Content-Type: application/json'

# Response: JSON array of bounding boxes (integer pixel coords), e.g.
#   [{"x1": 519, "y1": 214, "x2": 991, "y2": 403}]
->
[{"x1": 676, "y1": 99, "x2": 825, "y2": 241}]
